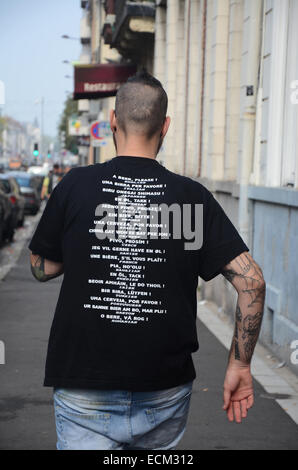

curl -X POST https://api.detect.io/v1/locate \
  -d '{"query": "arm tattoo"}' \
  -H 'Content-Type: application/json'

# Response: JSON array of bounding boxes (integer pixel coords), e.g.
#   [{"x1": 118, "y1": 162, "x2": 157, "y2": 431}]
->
[
  {"x1": 222, "y1": 253, "x2": 266, "y2": 364},
  {"x1": 31, "y1": 255, "x2": 63, "y2": 282},
  {"x1": 234, "y1": 307, "x2": 241, "y2": 360},
  {"x1": 242, "y1": 312, "x2": 263, "y2": 361},
  {"x1": 243, "y1": 285, "x2": 266, "y2": 308},
  {"x1": 233, "y1": 305, "x2": 263, "y2": 363}
]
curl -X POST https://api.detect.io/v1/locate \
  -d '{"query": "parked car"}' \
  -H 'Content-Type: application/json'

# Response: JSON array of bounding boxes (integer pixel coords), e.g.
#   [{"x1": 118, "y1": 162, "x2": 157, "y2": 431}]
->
[
  {"x1": 0, "y1": 186, "x2": 13, "y2": 243},
  {"x1": 0, "y1": 180, "x2": 17, "y2": 243},
  {"x1": 27, "y1": 165, "x2": 47, "y2": 175},
  {"x1": 7, "y1": 171, "x2": 41, "y2": 215},
  {"x1": 32, "y1": 174, "x2": 44, "y2": 197},
  {"x1": 0, "y1": 191, "x2": 5, "y2": 242},
  {"x1": 27, "y1": 166, "x2": 46, "y2": 197},
  {"x1": 0, "y1": 174, "x2": 26, "y2": 230}
]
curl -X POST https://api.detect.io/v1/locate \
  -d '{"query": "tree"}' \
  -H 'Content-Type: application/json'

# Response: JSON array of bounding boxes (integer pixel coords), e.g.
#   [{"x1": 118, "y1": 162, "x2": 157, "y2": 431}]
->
[
  {"x1": 58, "y1": 96, "x2": 79, "y2": 155},
  {"x1": 0, "y1": 116, "x2": 6, "y2": 144}
]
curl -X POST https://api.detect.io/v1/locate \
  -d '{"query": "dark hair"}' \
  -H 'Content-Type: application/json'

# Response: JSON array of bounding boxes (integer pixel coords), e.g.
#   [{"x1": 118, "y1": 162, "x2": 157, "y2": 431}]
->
[{"x1": 115, "y1": 70, "x2": 168, "y2": 139}]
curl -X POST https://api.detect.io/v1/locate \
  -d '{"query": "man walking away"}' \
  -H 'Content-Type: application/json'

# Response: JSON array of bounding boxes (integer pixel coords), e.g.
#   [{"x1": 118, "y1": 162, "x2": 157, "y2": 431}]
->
[{"x1": 29, "y1": 71, "x2": 266, "y2": 450}]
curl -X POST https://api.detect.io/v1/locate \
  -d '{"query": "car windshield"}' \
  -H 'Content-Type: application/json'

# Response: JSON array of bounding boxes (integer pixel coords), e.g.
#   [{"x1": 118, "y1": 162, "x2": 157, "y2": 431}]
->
[{"x1": 15, "y1": 177, "x2": 33, "y2": 188}]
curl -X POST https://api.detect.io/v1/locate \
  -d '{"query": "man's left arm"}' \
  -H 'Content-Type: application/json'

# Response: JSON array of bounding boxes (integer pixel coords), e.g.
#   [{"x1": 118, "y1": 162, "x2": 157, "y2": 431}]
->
[
  {"x1": 30, "y1": 253, "x2": 63, "y2": 282},
  {"x1": 220, "y1": 251, "x2": 266, "y2": 422}
]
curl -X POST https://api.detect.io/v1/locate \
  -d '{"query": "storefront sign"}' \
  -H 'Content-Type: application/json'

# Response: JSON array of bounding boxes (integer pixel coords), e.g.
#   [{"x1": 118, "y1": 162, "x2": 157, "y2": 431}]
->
[{"x1": 74, "y1": 63, "x2": 137, "y2": 99}]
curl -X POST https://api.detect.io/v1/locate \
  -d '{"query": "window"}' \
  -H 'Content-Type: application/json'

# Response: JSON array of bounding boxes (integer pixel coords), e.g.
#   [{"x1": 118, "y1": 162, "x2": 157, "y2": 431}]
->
[{"x1": 15, "y1": 177, "x2": 32, "y2": 188}]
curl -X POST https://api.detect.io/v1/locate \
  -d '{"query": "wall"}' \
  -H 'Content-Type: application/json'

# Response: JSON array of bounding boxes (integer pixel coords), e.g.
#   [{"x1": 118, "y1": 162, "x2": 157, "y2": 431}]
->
[{"x1": 249, "y1": 186, "x2": 298, "y2": 372}]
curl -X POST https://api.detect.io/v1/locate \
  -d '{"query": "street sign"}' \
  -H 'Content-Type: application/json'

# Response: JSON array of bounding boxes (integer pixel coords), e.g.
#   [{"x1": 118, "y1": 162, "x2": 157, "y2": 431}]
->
[
  {"x1": 90, "y1": 121, "x2": 112, "y2": 140},
  {"x1": 90, "y1": 121, "x2": 112, "y2": 147},
  {"x1": 68, "y1": 118, "x2": 89, "y2": 136}
]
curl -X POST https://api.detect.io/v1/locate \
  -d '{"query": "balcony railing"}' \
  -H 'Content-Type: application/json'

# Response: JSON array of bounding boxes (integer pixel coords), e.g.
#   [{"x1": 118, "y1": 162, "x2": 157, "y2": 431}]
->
[{"x1": 102, "y1": 0, "x2": 155, "y2": 61}]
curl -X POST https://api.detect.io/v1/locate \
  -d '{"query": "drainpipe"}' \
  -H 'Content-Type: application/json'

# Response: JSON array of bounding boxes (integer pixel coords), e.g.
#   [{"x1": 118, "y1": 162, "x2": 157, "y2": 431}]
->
[
  {"x1": 182, "y1": 0, "x2": 191, "y2": 175},
  {"x1": 252, "y1": 0, "x2": 266, "y2": 186},
  {"x1": 197, "y1": 0, "x2": 207, "y2": 177},
  {"x1": 238, "y1": 0, "x2": 263, "y2": 245}
]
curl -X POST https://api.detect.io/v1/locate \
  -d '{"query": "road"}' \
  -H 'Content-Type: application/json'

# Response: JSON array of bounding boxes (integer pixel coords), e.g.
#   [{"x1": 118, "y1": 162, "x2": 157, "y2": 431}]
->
[{"x1": 0, "y1": 222, "x2": 298, "y2": 450}]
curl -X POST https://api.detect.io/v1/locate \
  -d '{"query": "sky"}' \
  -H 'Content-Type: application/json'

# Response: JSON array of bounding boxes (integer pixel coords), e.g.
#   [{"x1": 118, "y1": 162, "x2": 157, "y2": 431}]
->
[{"x1": 0, "y1": 0, "x2": 82, "y2": 137}]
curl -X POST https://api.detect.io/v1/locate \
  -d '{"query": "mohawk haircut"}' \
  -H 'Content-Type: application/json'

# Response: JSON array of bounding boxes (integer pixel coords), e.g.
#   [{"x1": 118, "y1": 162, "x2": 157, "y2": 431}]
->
[{"x1": 115, "y1": 70, "x2": 168, "y2": 139}]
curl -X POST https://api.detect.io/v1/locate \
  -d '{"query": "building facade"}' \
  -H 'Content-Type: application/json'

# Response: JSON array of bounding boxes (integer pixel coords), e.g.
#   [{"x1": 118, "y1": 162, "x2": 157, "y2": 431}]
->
[
  {"x1": 0, "y1": 116, "x2": 40, "y2": 166},
  {"x1": 152, "y1": 0, "x2": 298, "y2": 371}
]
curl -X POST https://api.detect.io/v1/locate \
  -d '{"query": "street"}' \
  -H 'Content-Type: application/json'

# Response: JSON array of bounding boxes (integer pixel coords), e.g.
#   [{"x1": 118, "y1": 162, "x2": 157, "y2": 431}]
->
[{"x1": 0, "y1": 221, "x2": 298, "y2": 450}]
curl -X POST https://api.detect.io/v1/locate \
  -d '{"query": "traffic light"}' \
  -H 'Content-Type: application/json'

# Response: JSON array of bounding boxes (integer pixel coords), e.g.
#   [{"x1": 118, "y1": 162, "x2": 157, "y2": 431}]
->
[
  {"x1": 47, "y1": 149, "x2": 51, "y2": 159},
  {"x1": 33, "y1": 143, "x2": 39, "y2": 157}
]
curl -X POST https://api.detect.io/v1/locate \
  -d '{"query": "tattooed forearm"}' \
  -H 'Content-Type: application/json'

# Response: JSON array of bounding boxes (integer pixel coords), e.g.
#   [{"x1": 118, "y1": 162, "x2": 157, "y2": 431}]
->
[
  {"x1": 234, "y1": 320, "x2": 240, "y2": 361},
  {"x1": 243, "y1": 285, "x2": 266, "y2": 308},
  {"x1": 30, "y1": 254, "x2": 63, "y2": 282},
  {"x1": 232, "y1": 305, "x2": 263, "y2": 363},
  {"x1": 242, "y1": 312, "x2": 263, "y2": 360},
  {"x1": 222, "y1": 252, "x2": 266, "y2": 365}
]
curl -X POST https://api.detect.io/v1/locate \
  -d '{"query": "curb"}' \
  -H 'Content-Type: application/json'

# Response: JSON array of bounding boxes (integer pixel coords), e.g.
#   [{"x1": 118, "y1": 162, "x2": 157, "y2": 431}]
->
[{"x1": 0, "y1": 209, "x2": 42, "y2": 282}]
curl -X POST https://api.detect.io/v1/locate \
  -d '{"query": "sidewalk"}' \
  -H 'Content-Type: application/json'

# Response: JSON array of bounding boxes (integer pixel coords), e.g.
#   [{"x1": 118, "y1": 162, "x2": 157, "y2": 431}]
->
[
  {"x1": 0, "y1": 238, "x2": 298, "y2": 449},
  {"x1": 179, "y1": 301, "x2": 298, "y2": 450}
]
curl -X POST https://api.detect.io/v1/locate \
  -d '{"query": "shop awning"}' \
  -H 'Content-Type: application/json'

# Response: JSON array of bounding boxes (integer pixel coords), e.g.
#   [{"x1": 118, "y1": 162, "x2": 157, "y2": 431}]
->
[{"x1": 73, "y1": 63, "x2": 137, "y2": 100}]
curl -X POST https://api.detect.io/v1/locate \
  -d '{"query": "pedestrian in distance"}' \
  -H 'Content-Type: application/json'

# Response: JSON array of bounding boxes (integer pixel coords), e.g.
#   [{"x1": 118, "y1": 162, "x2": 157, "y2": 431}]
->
[
  {"x1": 29, "y1": 71, "x2": 266, "y2": 450},
  {"x1": 41, "y1": 170, "x2": 53, "y2": 201},
  {"x1": 52, "y1": 163, "x2": 64, "y2": 188}
]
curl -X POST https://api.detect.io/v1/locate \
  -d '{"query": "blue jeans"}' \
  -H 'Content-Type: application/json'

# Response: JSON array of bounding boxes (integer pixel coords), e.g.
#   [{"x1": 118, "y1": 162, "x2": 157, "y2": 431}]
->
[{"x1": 53, "y1": 381, "x2": 193, "y2": 450}]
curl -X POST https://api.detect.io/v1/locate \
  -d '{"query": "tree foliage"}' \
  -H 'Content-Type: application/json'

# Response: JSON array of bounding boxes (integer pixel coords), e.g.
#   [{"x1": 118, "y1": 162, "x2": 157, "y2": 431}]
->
[{"x1": 58, "y1": 96, "x2": 79, "y2": 155}]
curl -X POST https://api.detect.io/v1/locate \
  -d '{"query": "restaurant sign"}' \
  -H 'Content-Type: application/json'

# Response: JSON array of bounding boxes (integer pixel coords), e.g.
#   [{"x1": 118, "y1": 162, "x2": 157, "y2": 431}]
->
[{"x1": 74, "y1": 63, "x2": 137, "y2": 100}]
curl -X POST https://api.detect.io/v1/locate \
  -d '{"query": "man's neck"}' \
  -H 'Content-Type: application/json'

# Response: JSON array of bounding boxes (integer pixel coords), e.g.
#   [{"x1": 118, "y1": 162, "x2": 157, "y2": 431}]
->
[
  {"x1": 116, "y1": 152, "x2": 156, "y2": 160},
  {"x1": 115, "y1": 138, "x2": 158, "y2": 160}
]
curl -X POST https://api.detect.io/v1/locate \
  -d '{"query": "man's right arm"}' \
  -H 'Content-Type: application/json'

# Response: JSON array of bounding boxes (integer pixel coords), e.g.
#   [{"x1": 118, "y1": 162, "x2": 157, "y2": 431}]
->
[{"x1": 30, "y1": 253, "x2": 64, "y2": 282}]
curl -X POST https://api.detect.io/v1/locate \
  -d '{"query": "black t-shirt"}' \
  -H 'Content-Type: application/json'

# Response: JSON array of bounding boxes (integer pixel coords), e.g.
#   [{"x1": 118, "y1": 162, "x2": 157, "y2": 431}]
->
[{"x1": 29, "y1": 156, "x2": 249, "y2": 391}]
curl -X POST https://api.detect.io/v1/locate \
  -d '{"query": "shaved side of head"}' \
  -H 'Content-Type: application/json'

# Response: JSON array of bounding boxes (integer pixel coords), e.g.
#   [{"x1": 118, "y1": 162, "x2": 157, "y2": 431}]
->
[{"x1": 115, "y1": 71, "x2": 168, "y2": 139}]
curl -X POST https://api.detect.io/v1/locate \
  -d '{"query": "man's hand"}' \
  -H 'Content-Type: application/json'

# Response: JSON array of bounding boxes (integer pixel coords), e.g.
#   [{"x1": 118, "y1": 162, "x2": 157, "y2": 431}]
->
[{"x1": 223, "y1": 364, "x2": 254, "y2": 423}]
